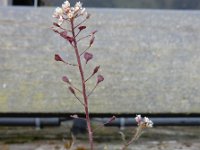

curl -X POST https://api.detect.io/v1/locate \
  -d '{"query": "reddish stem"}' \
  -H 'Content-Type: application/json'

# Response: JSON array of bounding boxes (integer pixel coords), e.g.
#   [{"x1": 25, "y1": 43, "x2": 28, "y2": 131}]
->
[{"x1": 70, "y1": 18, "x2": 94, "y2": 150}]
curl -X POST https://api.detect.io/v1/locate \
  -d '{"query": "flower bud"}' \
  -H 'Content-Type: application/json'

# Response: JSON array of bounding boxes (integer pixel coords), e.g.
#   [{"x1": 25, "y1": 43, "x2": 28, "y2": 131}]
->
[
  {"x1": 84, "y1": 52, "x2": 93, "y2": 64},
  {"x1": 53, "y1": 22, "x2": 60, "y2": 27},
  {"x1": 51, "y1": 28, "x2": 59, "y2": 34},
  {"x1": 55, "y1": 54, "x2": 64, "y2": 62},
  {"x1": 97, "y1": 75, "x2": 104, "y2": 84},
  {"x1": 62, "y1": 76, "x2": 70, "y2": 84},
  {"x1": 78, "y1": 26, "x2": 86, "y2": 31},
  {"x1": 93, "y1": 66, "x2": 100, "y2": 75},
  {"x1": 89, "y1": 31, "x2": 97, "y2": 47},
  {"x1": 69, "y1": 86, "x2": 75, "y2": 95},
  {"x1": 89, "y1": 34, "x2": 95, "y2": 47}
]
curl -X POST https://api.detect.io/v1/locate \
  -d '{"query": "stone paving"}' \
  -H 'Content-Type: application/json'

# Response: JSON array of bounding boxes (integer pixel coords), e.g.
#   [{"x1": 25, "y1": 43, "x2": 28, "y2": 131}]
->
[
  {"x1": 1, "y1": 140, "x2": 200, "y2": 150},
  {"x1": 0, "y1": 125, "x2": 200, "y2": 150}
]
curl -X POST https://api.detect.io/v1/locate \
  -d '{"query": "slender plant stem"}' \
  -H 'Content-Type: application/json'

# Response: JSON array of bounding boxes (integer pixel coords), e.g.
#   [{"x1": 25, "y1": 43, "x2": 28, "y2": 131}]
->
[
  {"x1": 121, "y1": 126, "x2": 143, "y2": 150},
  {"x1": 85, "y1": 73, "x2": 94, "y2": 83},
  {"x1": 80, "y1": 46, "x2": 90, "y2": 56},
  {"x1": 87, "y1": 83, "x2": 98, "y2": 97},
  {"x1": 70, "y1": 18, "x2": 94, "y2": 150},
  {"x1": 74, "y1": 18, "x2": 87, "y2": 29},
  {"x1": 74, "y1": 94, "x2": 85, "y2": 106},
  {"x1": 77, "y1": 35, "x2": 91, "y2": 42}
]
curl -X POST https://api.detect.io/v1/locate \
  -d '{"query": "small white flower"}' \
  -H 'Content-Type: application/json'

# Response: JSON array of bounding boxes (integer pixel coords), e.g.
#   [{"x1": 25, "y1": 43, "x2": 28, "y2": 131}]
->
[
  {"x1": 75, "y1": 1, "x2": 82, "y2": 9},
  {"x1": 52, "y1": 0, "x2": 87, "y2": 20},
  {"x1": 80, "y1": 8, "x2": 86, "y2": 15},
  {"x1": 143, "y1": 117, "x2": 153, "y2": 127},
  {"x1": 58, "y1": 16, "x2": 64, "y2": 26},
  {"x1": 52, "y1": 7, "x2": 63, "y2": 18},
  {"x1": 74, "y1": 1, "x2": 82, "y2": 13},
  {"x1": 135, "y1": 115, "x2": 142, "y2": 124},
  {"x1": 62, "y1": 0, "x2": 70, "y2": 12},
  {"x1": 63, "y1": 0, "x2": 70, "y2": 7},
  {"x1": 71, "y1": 7, "x2": 74, "y2": 11},
  {"x1": 67, "y1": 11, "x2": 74, "y2": 19},
  {"x1": 135, "y1": 115, "x2": 153, "y2": 128}
]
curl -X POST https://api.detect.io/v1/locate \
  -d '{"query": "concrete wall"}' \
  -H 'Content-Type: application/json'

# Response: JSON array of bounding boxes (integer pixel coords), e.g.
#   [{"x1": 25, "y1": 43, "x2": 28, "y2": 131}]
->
[
  {"x1": 0, "y1": 0, "x2": 12, "y2": 6},
  {"x1": 0, "y1": 7, "x2": 200, "y2": 114}
]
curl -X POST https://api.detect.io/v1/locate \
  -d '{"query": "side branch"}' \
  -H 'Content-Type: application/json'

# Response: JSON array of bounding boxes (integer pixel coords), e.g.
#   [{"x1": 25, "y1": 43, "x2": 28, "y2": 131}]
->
[
  {"x1": 74, "y1": 18, "x2": 88, "y2": 29},
  {"x1": 87, "y1": 83, "x2": 98, "y2": 97}
]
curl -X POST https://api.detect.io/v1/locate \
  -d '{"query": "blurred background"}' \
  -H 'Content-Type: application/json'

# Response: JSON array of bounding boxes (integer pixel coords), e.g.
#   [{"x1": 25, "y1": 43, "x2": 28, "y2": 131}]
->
[{"x1": 1, "y1": 0, "x2": 200, "y2": 9}]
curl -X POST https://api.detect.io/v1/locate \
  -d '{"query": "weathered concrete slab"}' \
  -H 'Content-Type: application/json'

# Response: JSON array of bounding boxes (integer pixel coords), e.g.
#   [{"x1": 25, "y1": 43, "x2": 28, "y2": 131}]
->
[
  {"x1": 0, "y1": 126, "x2": 200, "y2": 150},
  {"x1": 0, "y1": 7, "x2": 200, "y2": 114}
]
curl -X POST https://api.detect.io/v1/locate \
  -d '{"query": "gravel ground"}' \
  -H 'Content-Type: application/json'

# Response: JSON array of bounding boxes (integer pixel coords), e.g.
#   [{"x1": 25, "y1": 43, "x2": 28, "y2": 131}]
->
[
  {"x1": 0, "y1": 126, "x2": 200, "y2": 150},
  {"x1": 0, "y1": 139, "x2": 200, "y2": 150}
]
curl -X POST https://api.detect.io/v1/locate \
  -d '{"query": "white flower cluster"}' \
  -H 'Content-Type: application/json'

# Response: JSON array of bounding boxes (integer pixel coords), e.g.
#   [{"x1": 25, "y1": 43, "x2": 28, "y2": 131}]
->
[
  {"x1": 135, "y1": 115, "x2": 153, "y2": 128},
  {"x1": 52, "y1": 1, "x2": 87, "y2": 25}
]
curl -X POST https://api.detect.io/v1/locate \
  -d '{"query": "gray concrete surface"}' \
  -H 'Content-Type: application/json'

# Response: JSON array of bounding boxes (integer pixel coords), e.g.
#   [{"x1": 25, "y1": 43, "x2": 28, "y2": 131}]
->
[{"x1": 0, "y1": 7, "x2": 200, "y2": 114}]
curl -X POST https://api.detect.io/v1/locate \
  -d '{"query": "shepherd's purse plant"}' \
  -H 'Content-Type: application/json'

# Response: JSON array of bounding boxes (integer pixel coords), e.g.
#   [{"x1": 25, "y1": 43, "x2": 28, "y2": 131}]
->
[
  {"x1": 51, "y1": 1, "x2": 103, "y2": 149},
  {"x1": 51, "y1": 1, "x2": 153, "y2": 150}
]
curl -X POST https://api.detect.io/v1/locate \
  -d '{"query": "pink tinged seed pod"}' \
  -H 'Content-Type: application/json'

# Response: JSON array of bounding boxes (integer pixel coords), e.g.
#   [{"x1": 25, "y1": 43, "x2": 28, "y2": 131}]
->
[
  {"x1": 66, "y1": 36, "x2": 74, "y2": 44},
  {"x1": 55, "y1": 54, "x2": 64, "y2": 62},
  {"x1": 84, "y1": 52, "x2": 93, "y2": 64},
  {"x1": 78, "y1": 26, "x2": 86, "y2": 31},
  {"x1": 89, "y1": 30, "x2": 97, "y2": 47},
  {"x1": 97, "y1": 75, "x2": 104, "y2": 84},
  {"x1": 60, "y1": 31, "x2": 74, "y2": 44},
  {"x1": 93, "y1": 66, "x2": 100, "y2": 75},
  {"x1": 69, "y1": 86, "x2": 75, "y2": 95},
  {"x1": 53, "y1": 22, "x2": 60, "y2": 27},
  {"x1": 51, "y1": 27, "x2": 60, "y2": 34},
  {"x1": 62, "y1": 76, "x2": 70, "y2": 84},
  {"x1": 60, "y1": 31, "x2": 68, "y2": 38},
  {"x1": 89, "y1": 34, "x2": 95, "y2": 47}
]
